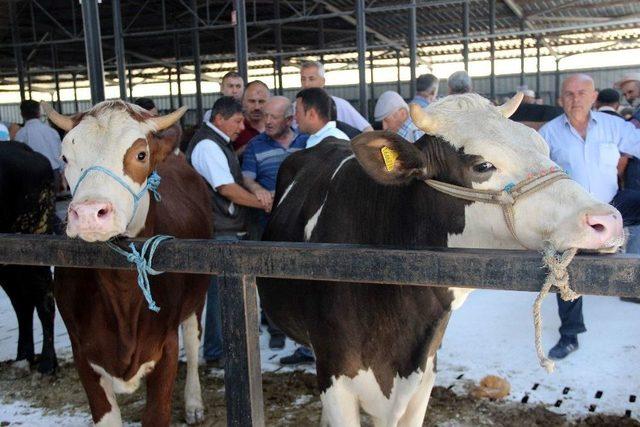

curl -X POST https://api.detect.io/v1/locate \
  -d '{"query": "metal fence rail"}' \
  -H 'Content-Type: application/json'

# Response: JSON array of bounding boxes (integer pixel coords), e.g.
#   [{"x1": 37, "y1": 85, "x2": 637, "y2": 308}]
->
[{"x1": 0, "y1": 233, "x2": 639, "y2": 426}]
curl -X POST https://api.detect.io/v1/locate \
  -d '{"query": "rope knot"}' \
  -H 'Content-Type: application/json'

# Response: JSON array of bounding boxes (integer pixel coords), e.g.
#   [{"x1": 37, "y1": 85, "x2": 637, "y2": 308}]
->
[
  {"x1": 146, "y1": 170, "x2": 162, "y2": 202},
  {"x1": 107, "y1": 235, "x2": 174, "y2": 313},
  {"x1": 533, "y1": 242, "x2": 580, "y2": 373}
]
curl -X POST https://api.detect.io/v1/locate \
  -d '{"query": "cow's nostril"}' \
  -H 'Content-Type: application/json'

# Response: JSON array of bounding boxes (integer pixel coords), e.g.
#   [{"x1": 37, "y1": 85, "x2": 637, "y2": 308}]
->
[
  {"x1": 590, "y1": 223, "x2": 605, "y2": 233},
  {"x1": 97, "y1": 208, "x2": 109, "y2": 218}
]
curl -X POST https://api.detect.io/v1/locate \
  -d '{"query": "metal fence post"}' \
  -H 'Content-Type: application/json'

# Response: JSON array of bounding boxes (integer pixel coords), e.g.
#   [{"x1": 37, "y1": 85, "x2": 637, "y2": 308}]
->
[{"x1": 219, "y1": 274, "x2": 265, "y2": 427}]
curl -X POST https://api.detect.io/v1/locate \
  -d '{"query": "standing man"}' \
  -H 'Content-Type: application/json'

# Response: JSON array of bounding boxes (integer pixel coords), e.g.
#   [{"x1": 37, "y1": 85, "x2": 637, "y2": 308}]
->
[
  {"x1": 186, "y1": 96, "x2": 271, "y2": 366},
  {"x1": 242, "y1": 96, "x2": 308, "y2": 350},
  {"x1": 595, "y1": 89, "x2": 623, "y2": 118},
  {"x1": 374, "y1": 91, "x2": 424, "y2": 143},
  {"x1": 234, "y1": 80, "x2": 270, "y2": 156},
  {"x1": 16, "y1": 100, "x2": 63, "y2": 189},
  {"x1": 410, "y1": 74, "x2": 439, "y2": 108},
  {"x1": 447, "y1": 70, "x2": 473, "y2": 95},
  {"x1": 616, "y1": 73, "x2": 640, "y2": 126},
  {"x1": 299, "y1": 61, "x2": 373, "y2": 133},
  {"x1": 203, "y1": 71, "x2": 245, "y2": 122},
  {"x1": 296, "y1": 88, "x2": 349, "y2": 149},
  {"x1": 539, "y1": 74, "x2": 640, "y2": 360}
]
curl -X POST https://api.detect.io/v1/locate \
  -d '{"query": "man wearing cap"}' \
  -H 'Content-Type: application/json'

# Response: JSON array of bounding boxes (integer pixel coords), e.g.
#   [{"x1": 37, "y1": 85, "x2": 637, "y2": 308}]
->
[
  {"x1": 374, "y1": 91, "x2": 424, "y2": 143},
  {"x1": 616, "y1": 73, "x2": 640, "y2": 126}
]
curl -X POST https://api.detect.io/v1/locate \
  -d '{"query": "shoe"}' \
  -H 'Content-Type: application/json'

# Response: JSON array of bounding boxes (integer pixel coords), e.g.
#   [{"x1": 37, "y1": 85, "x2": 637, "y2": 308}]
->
[
  {"x1": 279, "y1": 348, "x2": 315, "y2": 365},
  {"x1": 269, "y1": 334, "x2": 286, "y2": 350},
  {"x1": 548, "y1": 335, "x2": 579, "y2": 360}
]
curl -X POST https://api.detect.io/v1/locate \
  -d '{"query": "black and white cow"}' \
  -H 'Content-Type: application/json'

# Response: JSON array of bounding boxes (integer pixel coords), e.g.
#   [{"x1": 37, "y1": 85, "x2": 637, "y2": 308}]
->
[
  {"x1": 0, "y1": 141, "x2": 57, "y2": 374},
  {"x1": 258, "y1": 93, "x2": 623, "y2": 426}
]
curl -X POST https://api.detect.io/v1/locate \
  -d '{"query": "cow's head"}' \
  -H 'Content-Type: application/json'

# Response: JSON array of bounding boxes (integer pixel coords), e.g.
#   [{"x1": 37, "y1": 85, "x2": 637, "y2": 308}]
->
[
  {"x1": 352, "y1": 93, "x2": 624, "y2": 252},
  {"x1": 45, "y1": 101, "x2": 186, "y2": 242}
]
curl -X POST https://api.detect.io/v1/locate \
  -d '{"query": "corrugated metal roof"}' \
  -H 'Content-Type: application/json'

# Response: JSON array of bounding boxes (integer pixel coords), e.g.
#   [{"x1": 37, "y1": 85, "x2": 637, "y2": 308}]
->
[{"x1": 0, "y1": 0, "x2": 637, "y2": 87}]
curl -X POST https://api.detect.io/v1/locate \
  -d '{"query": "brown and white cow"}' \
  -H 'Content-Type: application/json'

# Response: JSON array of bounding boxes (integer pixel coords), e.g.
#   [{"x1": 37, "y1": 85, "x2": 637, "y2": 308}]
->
[
  {"x1": 45, "y1": 101, "x2": 213, "y2": 426},
  {"x1": 258, "y1": 93, "x2": 624, "y2": 426}
]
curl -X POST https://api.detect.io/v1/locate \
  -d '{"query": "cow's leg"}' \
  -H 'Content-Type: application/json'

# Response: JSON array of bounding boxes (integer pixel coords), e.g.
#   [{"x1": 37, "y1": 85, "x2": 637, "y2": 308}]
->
[
  {"x1": 181, "y1": 312, "x2": 204, "y2": 424},
  {"x1": 319, "y1": 378, "x2": 361, "y2": 427},
  {"x1": 32, "y1": 266, "x2": 57, "y2": 374},
  {"x1": 397, "y1": 356, "x2": 436, "y2": 427},
  {"x1": 142, "y1": 332, "x2": 178, "y2": 427},
  {"x1": 73, "y1": 350, "x2": 122, "y2": 426},
  {"x1": 1, "y1": 271, "x2": 36, "y2": 365}
]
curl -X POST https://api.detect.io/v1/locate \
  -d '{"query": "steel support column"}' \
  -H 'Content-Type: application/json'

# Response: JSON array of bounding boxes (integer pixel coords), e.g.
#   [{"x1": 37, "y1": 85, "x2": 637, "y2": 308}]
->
[
  {"x1": 536, "y1": 37, "x2": 541, "y2": 101},
  {"x1": 191, "y1": 0, "x2": 203, "y2": 122},
  {"x1": 356, "y1": 0, "x2": 368, "y2": 119},
  {"x1": 234, "y1": 0, "x2": 249, "y2": 83},
  {"x1": 408, "y1": 0, "x2": 417, "y2": 99},
  {"x1": 489, "y1": 0, "x2": 496, "y2": 101},
  {"x1": 520, "y1": 20, "x2": 525, "y2": 86},
  {"x1": 128, "y1": 66, "x2": 134, "y2": 100},
  {"x1": 9, "y1": 1, "x2": 26, "y2": 101},
  {"x1": 554, "y1": 58, "x2": 560, "y2": 105},
  {"x1": 396, "y1": 49, "x2": 402, "y2": 96},
  {"x1": 168, "y1": 67, "x2": 174, "y2": 110},
  {"x1": 80, "y1": 0, "x2": 105, "y2": 103},
  {"x1": 369, "y1": 44, "x2": 375, "y2": 121},
  {"x1": 51, "y1": 45, "x2": 61, "y2": 111},
  {"x1": 462, "y1": 1, "x2": 469, "y2": 72},
  {"x1": 72, "y1": 73, "x2": 79, "y2": 112},
  {"x1": 274, "y1": 0, "x2": 283, "y2": 95},
  {"x1": 112, "y1": 0, "x2": 127, "y2": 100},
  {"x1": 174, "y1": 34, "x2": 184, "y2": 108}
]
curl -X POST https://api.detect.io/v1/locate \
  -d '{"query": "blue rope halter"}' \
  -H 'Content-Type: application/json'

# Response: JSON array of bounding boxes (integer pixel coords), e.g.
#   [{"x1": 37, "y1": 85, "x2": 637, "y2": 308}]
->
[
  {"x1": 71, "y1": 166, "x2": 162, "y2": 224},
  {"x1": 71, "y1": 165, "x2": 170, "y2": 313},
  {"x1": 107, "y1": 235, "x2": 174, "y2": 312}
]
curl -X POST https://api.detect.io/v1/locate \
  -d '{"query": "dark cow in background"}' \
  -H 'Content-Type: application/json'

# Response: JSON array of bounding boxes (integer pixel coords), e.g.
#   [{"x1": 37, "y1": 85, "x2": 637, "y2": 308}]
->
[
  {"x1": 259, "y1": 93, "x2": 624, "y2": 426},
  {"x1": 0, "y1": 141, "x2": 58, "y2": 374},
  {"x1": 46, "y1": 101, "x2": 213, "y2": 427}
]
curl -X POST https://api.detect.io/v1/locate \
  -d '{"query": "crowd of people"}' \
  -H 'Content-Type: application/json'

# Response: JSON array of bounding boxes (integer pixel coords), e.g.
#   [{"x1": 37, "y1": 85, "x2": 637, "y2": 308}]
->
[{"x1": 5, "y1": 61, "x2": 640, "y2": 367}]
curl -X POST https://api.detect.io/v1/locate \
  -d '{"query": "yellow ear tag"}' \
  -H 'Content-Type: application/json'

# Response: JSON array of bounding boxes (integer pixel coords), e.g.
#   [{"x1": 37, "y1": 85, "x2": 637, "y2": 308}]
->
[{"x1": 381, "y1": 146, "x2": 399, "y2": 172}]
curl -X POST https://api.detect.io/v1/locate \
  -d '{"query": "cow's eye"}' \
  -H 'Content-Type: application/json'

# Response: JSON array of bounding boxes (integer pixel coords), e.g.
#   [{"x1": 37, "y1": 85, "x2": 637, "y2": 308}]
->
[
  {"x1": 137, "y1": 152, "x2": 147, "y2": 161},
  {"x1": 473, "y1": 162, "x2": 495, "y2": 173},
  {"x1": 61, "y1": 155, "x2": 68, "y2": 164}
]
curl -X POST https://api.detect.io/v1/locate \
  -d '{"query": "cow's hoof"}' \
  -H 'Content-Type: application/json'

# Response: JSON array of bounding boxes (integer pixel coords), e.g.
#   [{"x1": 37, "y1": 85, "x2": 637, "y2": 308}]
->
[
  {"x1": 36, "y1": 358, "x2": 58, "y2": 375},
  {"x1": 185, "y1": 405, "x2": 205, "y2": 425},
  {"x1": 7, "y1": 360, "x2": 30, "y2": 379}
]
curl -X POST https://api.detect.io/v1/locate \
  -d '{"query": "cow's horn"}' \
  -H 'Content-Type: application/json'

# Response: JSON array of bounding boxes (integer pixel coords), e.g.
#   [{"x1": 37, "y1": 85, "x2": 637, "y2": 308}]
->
[
  {"x1": 410, "y1": 103, "x2": 438, "y2": 133},
  {"x1": 496, "y1": 92, "x2": 524, "y2": 118},
  {"x1": 148, "y1": 106, "x2": 188, "y2": 131},
  {"x1": 41, "y1": 102, "x2": 74, "y2": 131}
]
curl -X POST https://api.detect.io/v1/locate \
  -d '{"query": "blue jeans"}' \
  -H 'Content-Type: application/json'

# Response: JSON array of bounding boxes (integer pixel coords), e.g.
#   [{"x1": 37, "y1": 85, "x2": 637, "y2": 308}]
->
[
  {"x1": 556, "y1": 189, "x2": 640, "y2": 337},
  {"x1": 203, "y1": 234, "x2": 239, "y2": 361}
]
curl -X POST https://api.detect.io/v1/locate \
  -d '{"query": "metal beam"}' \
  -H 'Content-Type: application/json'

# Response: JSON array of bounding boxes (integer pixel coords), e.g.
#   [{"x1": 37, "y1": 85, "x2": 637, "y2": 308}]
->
[
  {"x1": 9, "y1": 0, "x2": 26, "y2": 101},
  {"x1": 356, "y1": 0, "x2": 368, "y2": 120},
  {"x1": 112, "y1": 0, "x2": 127, "y2": 100},
  {"x1": 191, "y1": 0, "x2": 203, "y2": 122},
  {"x1": 234, "y1": 0, "x2": 249, "y2": 83},
  {"x1": 51, "y1": 45, "x2": 61, "y2": 111},
  {"x1": 520, "y1": 19, "x2": 525, "y2": 85},
  {"x1": 501, "y1": 0, "x2": 560, "y2": 59},
  {"x1": 274, "y1": 0, "x2": 283, "y2": 95},
  {"x1": 316, "y1": 0, "x2": 428, "y2": 66},
  {"x1": 462, "y1": 1, "x2": 469, "y2": 71},
  {"x1": 409, "y1": 0, "x2": 417, "y2": 99},
  {"x1": 80, "y1": 0, "x2": 105, "y2": 104},
  {"x1": 489, "y1": 0, "x2": 496, "y2": 101},
  {"x1": 536, "y1": 36, "x2": 541, "y2": 100}
]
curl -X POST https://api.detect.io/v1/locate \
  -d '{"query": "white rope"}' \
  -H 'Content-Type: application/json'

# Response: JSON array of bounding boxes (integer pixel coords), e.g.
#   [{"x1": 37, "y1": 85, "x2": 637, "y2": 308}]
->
[{"x1": 533, "y1": 242, "x2": 579, "y2": 373}]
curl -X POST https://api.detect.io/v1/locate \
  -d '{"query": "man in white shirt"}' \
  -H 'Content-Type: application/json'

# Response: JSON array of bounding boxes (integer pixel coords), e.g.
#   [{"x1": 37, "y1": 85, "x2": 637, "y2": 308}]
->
[
  {"x1": 15, "y1": 100, "x2": 63, "y2": 189},
  {"x1": 185, "y1": 96, "x2": 270, "y2": 365},
  {"x1": 539, "y1": 74, "x2": 640, "y2": 360},
  {"x1": 299, "y1": 61, "x2": 373, "y2": 133},
  {"x1": 296, "y1": 88, "x2": 348, "y2": 149}
]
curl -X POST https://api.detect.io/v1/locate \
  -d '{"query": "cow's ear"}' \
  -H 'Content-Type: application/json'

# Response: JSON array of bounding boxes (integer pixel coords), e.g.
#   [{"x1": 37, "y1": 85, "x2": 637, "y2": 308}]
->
[
  {"x1": 351, "y1": 131, "x2": 427, "y2": 186},
  {"x1": 150, "y1": 123, "x2": 182, "y2": 167}
]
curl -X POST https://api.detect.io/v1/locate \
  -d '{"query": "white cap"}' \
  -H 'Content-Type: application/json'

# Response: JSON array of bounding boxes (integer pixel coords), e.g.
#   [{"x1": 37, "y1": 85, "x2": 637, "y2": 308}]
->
[
  {"x1": 615, "y1": 73, "x2": 640, "y2": 88},
  {"x1": 374, "y1": 91, "x2": 408, "y2": 122}
]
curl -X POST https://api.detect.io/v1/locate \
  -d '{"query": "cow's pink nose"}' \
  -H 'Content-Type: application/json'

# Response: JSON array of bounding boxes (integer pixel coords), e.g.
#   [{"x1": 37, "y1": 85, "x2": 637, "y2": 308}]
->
[
  {"x1": 584, "y1": 213, "x2": 623, "y2": 247},
  {"x1": 68, "y1": 201, "x2": 114, "y2": 230}
]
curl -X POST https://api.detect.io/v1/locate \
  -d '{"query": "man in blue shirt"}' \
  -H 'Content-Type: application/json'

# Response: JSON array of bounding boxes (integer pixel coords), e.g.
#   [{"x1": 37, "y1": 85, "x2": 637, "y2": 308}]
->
[
  {"x1": 410, "y1": 74, "x2": 439, "y2": 108},
  {"x1": 539, "y1": 74, "x2": 640, "y2": 360},
  {"x1": 242, "y1": 96, "x2": 308, "y2": 350},
  {"x1": 296, "y1": 88, "x2": 348, "y2": 148},
  {"x1": 242, "y1": 96, "x2": 308, "y2": 222}
]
